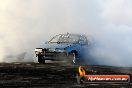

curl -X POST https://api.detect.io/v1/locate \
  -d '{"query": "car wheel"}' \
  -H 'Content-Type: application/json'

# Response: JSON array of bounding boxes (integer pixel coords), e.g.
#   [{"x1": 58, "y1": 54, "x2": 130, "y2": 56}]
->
[
  {"x1": 38, "y1": 55, "x2": 45, "y2": 63},
  {"x1": 69, "y1": 52, "x2": 77, "y2": 64}
]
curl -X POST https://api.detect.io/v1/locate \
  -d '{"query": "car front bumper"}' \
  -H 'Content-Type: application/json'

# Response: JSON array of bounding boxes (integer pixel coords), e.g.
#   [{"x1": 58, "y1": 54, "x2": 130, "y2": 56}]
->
[{"x1": 35, "y1": 48, "x2": 68, "y2": 60}]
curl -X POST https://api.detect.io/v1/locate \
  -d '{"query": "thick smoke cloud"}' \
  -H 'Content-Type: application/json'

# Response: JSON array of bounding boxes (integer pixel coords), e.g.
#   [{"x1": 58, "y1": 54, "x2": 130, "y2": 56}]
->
[{"x1": 0, "y1": 0, "x2": 132, "y2": 66}]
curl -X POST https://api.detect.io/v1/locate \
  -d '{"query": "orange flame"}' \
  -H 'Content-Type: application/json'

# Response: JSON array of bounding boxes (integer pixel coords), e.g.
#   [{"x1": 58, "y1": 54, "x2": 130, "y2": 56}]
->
[{"x1": 78, "y1": 66, "x2": 86, "y2": 76}]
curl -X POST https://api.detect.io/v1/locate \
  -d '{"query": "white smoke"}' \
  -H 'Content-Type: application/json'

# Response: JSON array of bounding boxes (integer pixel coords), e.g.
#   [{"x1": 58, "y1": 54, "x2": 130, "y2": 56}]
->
[{"x1": 0, "y1": 0, "x2": 132, "y2": 66}]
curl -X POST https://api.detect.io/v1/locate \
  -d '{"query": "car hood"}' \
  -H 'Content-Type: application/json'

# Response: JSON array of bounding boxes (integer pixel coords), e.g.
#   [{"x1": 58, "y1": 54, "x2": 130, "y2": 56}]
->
[{"x1": 41, "y1": 43, "x2": 75, "y2": 49}]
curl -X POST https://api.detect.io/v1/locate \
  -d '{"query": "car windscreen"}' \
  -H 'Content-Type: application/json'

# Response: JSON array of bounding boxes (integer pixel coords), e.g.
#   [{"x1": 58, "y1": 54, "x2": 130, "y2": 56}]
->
[{"x1": 49, "y1": 34, "x2": 79, "y2": 44}]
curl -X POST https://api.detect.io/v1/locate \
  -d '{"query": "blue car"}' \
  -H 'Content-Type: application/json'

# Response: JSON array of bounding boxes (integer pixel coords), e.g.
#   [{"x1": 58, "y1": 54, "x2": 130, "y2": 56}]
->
[{"x1": 34, "y1": 33, "x2": 91, "y2": 64}]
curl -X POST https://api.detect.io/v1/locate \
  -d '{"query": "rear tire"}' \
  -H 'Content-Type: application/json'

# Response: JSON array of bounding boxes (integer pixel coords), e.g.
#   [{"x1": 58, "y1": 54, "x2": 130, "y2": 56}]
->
[
  {"x1": 38, "y1": 55, "x2": 45, "y2": 63},
  {"x1": 69, "y1": 52, "x2": 77, "y2": 64}
]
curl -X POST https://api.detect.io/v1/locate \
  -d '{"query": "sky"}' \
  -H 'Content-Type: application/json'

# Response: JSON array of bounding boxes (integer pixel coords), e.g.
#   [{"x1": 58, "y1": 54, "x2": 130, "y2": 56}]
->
[{"x1": 0, "y1": 0, "x2": 132, "y2": 66}]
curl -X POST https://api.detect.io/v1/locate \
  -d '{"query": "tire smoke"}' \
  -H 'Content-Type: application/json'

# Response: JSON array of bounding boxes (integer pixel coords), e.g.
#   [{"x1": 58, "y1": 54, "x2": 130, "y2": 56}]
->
[{"x1": 0, "y1": 0, "x2": 132, "y2": 66}]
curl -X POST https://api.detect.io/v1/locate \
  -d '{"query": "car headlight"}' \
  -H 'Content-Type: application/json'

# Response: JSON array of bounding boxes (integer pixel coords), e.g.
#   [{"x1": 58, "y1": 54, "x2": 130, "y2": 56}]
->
[{"x1": 35, "y1": 48, "x2": 42, "y2": 52}]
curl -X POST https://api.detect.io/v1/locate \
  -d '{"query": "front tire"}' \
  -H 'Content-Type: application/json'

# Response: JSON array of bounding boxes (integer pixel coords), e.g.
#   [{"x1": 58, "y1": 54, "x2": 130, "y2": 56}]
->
[{"x1": 38, "y1": 55, "x2": 45, "y2": 63}]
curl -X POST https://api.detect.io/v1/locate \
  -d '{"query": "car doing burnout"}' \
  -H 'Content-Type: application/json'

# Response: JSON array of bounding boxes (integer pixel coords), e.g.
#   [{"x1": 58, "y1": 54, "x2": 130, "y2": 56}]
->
[{"x1": 35, "y1": 33, "x2": 91, "y2": 64}]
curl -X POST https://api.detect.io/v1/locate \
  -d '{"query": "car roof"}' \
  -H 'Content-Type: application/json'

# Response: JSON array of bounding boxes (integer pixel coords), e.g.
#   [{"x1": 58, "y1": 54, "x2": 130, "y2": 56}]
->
[{"x1": 59, "y1": 33, "x2": 86, "y2": 37}]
